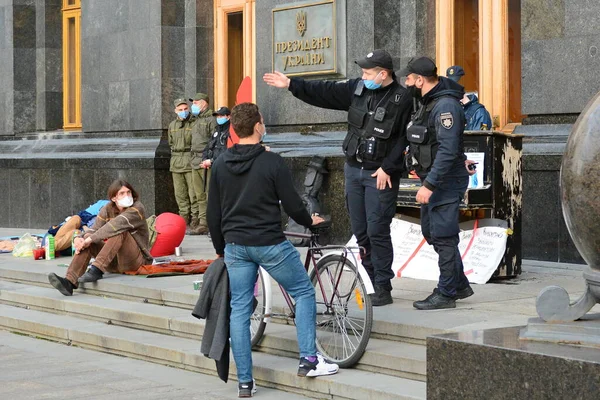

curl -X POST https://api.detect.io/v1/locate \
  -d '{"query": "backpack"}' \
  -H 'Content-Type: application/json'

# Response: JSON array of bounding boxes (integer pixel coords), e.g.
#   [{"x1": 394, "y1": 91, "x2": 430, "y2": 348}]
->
[{"x1": 286, "y1": 156, "x2": 328, "y2": 246}]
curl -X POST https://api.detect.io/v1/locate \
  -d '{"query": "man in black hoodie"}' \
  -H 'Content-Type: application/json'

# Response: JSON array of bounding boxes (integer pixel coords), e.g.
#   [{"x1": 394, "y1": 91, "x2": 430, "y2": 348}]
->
[
  {"x1": 401, "y1": 57, "x2": 474, "y2": 310},
  {"x1": 207, "y1": 102, "x2": 339, "y2": 397}
]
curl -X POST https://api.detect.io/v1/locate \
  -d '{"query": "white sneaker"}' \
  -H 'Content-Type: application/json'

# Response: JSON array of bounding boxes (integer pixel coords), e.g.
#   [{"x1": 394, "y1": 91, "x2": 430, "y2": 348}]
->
[
  {"x1": 238, "y1": 378, "x2": 257, "y2": 398},
  {"x1": 298, "y1": 354, "x2": 339, "y2": 377}
]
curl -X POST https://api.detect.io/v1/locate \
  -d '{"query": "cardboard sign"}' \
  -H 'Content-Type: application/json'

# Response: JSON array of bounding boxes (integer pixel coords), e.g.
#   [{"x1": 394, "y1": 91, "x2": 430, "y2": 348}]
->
[{"x1": 346, "y1": 217, "x2": 508, "y2": 285}]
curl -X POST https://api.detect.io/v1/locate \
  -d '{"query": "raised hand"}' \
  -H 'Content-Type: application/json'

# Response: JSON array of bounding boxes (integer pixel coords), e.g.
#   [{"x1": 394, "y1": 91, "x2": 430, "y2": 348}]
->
[{"x1": 263, "y1": 71, "x2": 291, "y2": 89}]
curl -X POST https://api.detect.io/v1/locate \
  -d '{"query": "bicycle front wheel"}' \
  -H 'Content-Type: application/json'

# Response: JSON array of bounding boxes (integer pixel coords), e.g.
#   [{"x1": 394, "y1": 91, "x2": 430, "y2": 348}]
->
[{"x1": 309, "y1": 254, "x2": 373, "y2": 368}]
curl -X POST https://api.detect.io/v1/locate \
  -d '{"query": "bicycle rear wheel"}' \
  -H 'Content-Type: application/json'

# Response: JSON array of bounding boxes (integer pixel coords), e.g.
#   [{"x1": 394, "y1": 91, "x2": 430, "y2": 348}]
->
[
  {"x1": 309, "y1": 254, "x2": 373, "y2": 368},
  {"x1": 250, "y1": 267, "x2": 268, "y2": 347}
]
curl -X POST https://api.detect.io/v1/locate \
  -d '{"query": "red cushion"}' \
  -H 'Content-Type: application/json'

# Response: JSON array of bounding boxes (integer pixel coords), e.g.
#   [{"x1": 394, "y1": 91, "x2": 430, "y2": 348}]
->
[{"x1": 149, "y1": 213, "x2": 186, "y2": 257}]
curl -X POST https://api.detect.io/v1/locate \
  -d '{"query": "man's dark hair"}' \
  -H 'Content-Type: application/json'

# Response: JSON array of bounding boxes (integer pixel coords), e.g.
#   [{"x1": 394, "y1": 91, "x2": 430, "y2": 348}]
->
[
  {"x1": 231, "y1": 102, "x2": 261, "y2": 138},
  {"x1": 107, "y1": 179, "x2": 139, "y2": 212}
]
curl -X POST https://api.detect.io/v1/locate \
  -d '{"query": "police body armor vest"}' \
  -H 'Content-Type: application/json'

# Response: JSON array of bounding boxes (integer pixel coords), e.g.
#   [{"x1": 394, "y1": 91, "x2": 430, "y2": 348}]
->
[
  {"x1": 406, "y1": 97, "x2": 442, "y2": 175},
  {"x1": 342, "y1": 81, "x2": 405, "y2": 163}
]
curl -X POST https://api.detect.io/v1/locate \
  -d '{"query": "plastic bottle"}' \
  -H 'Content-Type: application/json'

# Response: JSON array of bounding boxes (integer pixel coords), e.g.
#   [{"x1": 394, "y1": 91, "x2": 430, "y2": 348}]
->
[
  {"x1": 71, "y1": 230, "x2": 79, "y2": 256},
  {"x1": 45, "y1": 234, "x2": 55, "y2": 260}
]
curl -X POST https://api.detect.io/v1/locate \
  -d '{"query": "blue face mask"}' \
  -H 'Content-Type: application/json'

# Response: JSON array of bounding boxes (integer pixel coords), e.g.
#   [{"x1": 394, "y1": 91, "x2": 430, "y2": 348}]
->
[
  {"x1": 363, "y1": 72, "x2": 382, "y2": 90},
  {"x1": 177, "y1": 110, "x2": 190, "y2": 120},
  {"x1": 216, "y1": 117, "x2": 229, "y2": 125},
  {"x1": 191, "y1": 104, "x2": 201, "y2": 116}
]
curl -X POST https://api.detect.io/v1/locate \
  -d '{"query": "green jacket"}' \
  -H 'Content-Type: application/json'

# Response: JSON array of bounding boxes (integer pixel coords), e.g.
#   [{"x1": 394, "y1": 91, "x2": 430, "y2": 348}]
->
[
  {"x1": 168, "y1": 117, "x2": 193, "y2": 173},
  {"x1": 190, "y1": 108, "x2": 217, "y2": 169}
]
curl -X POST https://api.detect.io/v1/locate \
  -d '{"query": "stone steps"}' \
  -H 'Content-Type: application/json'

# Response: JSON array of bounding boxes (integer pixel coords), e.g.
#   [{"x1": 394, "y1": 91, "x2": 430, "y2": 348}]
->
[
  {"x1": 0, "y1": 302, "x2": 426, "y2": 400},
  {"x1": 0, "y1": 264, "x2": 445, "y2": 344},
  {"x1": 0, "y1": 279, "x2": 427, "y2": 382}
]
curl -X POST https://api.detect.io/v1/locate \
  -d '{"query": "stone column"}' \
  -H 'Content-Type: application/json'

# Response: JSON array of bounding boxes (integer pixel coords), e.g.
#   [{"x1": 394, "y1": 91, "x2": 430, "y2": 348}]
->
[
  {"x1": 12, "y1": 0, "x2": 36, "y2": 134},
  {"x1": 0, "y1": 0, "x2": 15, "y2": 136},
  {"x1": 36, "y1": 0, "x2": 62, "y2": 131}
]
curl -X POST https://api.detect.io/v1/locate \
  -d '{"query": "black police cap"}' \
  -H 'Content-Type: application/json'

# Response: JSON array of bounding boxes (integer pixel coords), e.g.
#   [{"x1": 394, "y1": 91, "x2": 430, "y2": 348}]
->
[
  {"x1": 399, "y1": 57, "x2": 438, "y2": 77},
  {"x1": 355, "y1": 49, "x2": 394, "y2": 70},
  {"x1": 212, "y1": 106, "x2": 231, "y2": 116},
  {"x1": 446, "y1": 65, "x2": 465, "y2": 82}
]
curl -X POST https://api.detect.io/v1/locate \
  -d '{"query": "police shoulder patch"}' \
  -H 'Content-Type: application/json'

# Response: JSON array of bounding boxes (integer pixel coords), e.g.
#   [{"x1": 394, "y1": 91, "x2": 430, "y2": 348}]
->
[{"x1": 440, "y1": 112, "x2": 454, "y2": 130}]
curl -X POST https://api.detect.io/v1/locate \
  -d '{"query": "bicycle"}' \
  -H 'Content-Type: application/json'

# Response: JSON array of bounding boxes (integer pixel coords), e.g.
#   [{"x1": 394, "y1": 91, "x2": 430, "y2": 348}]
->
[{"x1": 249, "y1": 221, "x2": 374, "y2": 368}]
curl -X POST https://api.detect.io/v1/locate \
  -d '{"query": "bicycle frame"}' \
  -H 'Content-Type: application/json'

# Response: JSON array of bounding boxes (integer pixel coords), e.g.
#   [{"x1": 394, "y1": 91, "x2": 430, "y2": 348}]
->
[
  {"x1": 264, "y1": 231, "x2": 374, "y2": 320},
  {"x1": 252, "y1": 229, "x2": 374, "y2": 366}
]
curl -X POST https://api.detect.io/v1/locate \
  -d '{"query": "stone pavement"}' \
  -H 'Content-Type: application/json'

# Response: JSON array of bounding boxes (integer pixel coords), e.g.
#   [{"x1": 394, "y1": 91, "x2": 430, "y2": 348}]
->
[
  {"x1": 0, "y1": 331, "x2": 309, "y2": 400},
  {"x1": 0, "y1": 226, "x2": 597, "y2": 399}
]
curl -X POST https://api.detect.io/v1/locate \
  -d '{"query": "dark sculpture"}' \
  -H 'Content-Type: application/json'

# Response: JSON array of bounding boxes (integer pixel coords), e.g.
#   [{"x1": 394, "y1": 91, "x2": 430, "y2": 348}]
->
[{"x1": 536, "y1": 92, "x2": 600, "y2": 322}]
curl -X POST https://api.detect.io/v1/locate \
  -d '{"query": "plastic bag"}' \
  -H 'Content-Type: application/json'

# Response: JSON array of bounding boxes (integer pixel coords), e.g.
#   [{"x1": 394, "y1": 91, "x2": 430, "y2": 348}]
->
[{"x1": 12, "y1": 233, "x2": 38, "y2": 258}]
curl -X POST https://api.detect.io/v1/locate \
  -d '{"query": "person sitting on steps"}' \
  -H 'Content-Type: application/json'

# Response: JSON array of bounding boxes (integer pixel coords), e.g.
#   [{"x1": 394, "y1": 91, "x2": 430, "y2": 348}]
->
[{"x1": 47, "y1": 179, "x2": 154, "y2": 296}]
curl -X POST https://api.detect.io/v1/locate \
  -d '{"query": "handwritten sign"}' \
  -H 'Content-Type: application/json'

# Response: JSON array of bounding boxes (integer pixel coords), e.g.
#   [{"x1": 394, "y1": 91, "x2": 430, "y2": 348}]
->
[{"x1": 346, "y1": 217, "x2": 508, "y2": 284}]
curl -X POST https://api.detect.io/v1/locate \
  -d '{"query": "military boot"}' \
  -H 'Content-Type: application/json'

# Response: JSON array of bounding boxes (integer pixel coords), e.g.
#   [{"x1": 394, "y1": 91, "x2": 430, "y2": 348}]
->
[
  {"x1": 189, "y1": 217, "x2": 200, "y2": 229},
  {"x1": 190, "y1": 224, "x2": 209, "y2": 235}
]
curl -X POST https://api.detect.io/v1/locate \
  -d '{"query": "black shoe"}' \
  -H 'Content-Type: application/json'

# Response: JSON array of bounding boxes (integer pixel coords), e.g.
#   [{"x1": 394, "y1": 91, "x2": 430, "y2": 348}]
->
[
  {"x1": 455, "y1": 286, "x2": 474, "y2": 300},
  {"x1": 78, "y1": 265, "x2": 103, "y2": 283},
  {"x1": 237, "y1": 379, "x2": 257, "y2": 397},
  {"x1": 413, "y1": 291, "x2": 456, "y2": 310},
  {"x1": 48, "y1": 273, "x2": 75, "y2": 296},
  {"x1": 371, "y1": 285, "x2": 393, "y2": 307}
]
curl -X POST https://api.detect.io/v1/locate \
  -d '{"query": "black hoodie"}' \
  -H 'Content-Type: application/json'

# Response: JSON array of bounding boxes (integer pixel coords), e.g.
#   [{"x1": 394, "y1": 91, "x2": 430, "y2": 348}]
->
[{"x1": 207, "y1": 144, "x2": 313, "y2": 255}]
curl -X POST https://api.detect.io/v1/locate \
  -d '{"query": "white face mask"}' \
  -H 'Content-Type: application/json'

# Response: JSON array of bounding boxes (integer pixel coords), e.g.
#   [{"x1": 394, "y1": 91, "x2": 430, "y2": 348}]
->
[{"x1": 117, "y1": 196, "x2": 134, "y2": 208}]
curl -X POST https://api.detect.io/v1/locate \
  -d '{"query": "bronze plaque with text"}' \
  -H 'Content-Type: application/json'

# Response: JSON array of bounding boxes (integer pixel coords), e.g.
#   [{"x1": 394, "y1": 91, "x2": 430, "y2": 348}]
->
[{"x1": 272, "y1": 1, "x2": 337, "y2": 76}]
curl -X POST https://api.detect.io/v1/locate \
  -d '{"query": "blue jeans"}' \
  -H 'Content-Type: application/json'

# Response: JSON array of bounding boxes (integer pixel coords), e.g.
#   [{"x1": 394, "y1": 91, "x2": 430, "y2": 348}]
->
[{"x1": 225, "y1": 240, "x2": 316, "y2": 383}]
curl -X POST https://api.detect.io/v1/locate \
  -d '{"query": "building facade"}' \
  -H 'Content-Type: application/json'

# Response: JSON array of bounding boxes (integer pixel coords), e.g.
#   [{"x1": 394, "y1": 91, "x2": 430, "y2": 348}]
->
[{"x1": 0, "y1": 0, "x2": 596, "y2": 263}]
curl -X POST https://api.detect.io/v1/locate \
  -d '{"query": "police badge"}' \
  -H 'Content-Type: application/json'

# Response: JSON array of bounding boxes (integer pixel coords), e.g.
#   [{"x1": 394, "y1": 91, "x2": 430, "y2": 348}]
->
[{"x1": 440, "y1": 112, "x2": 454, "y2": 129}]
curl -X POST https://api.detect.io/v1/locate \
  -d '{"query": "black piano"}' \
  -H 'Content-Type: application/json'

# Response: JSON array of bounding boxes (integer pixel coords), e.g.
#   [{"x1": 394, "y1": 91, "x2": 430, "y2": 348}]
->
[{"x1": 396, "y1": 131, "x2": 523, "y2": 278}]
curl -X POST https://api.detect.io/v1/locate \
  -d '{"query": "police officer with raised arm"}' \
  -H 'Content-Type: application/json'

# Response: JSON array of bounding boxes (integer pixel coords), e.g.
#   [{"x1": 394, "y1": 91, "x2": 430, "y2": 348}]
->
[
  {"x1": 401, "y1": 57, "x2": 474, "y2": 310},
  {"x1": 264, "y1": 50, "x2": 412, "y2": 306}
]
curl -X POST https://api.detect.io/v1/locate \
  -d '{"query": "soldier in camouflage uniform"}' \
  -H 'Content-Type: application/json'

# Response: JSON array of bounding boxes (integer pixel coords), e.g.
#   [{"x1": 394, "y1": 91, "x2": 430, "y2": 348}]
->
[
  {"x1": 168, "y1": 98, "x2": 198, "y2": 229},
  {"x1": 188, "y1": 93, "x2": 216, "y2": 235}
]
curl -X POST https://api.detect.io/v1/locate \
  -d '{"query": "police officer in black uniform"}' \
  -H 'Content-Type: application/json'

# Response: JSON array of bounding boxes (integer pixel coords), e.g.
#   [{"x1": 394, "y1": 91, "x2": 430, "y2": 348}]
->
[
  {"x1": 201, "y1": 106, "x2": 232, "y2": 169},
  {"x1": 264, "y1": 49, "x2": 412, "y2": 306},
  {"x1": 401, "y1": 57, "x2": 474, "y2": 310}
]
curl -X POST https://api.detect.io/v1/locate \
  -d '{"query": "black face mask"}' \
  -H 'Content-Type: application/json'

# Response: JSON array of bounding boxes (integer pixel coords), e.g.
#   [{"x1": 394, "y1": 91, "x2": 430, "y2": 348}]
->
[{"x1": 406, "y1": 84, "x2": 422, "y2": 100}]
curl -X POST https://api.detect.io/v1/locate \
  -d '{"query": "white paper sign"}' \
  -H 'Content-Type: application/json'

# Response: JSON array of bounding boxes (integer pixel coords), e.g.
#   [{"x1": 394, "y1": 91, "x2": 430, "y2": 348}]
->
[{"x1": 346, "y1": 218, "x2": 508, "y2": 285}]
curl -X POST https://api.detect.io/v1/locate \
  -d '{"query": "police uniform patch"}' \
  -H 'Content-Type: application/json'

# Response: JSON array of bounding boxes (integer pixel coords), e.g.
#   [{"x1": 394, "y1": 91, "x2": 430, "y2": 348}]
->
[
  {"x1": 440, "y1": 112, "x2": 454, "y2": 129},
  {"x1": 395, "y1": 93, "x2": 402, "y2": 103}
]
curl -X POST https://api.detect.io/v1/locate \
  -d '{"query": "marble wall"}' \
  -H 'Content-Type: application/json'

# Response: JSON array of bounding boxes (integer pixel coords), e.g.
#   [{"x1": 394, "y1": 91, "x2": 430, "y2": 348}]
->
[
  {"x1": 80, "y1": 0, "x2": 213, "y2": 132},
  {"x1": 35, "y1": 0, "x2": 62, "y2": 132},
  {"x1": 522, "y1": 0, "x2": 600, "y2": 116},
  {"x1": 0, "y1": 0, "x2": 15, "y2": 136},
  {"x1": 0, "y1": 133, "x2": 175, "y2": 229}
]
